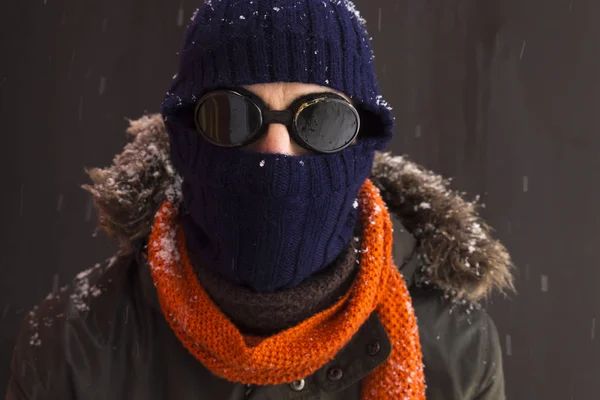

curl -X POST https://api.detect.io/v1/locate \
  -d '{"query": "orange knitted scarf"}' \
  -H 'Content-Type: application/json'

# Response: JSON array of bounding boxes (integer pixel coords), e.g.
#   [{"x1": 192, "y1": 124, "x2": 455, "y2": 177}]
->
[{"x1": 147, "y1": 179, "x2": 426, "y2": 399}]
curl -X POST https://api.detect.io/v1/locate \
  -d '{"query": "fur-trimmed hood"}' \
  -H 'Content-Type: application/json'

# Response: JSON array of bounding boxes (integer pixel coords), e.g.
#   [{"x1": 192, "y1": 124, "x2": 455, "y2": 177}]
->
[{"x1": 83, "y1": 114, "x2": 514, "y2": 303}]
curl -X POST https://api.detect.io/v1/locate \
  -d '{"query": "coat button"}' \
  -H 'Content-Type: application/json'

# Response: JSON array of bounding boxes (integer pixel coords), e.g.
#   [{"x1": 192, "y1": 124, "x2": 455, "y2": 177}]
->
[
  {"x1": 368, "y1": 340, "x2": 381, "y2": 356},
  {"x1": 327, "y1": 367, "x2": 344, "y2": 381},
  {"x1": 290, "y1": 379, "x2": 306, "y2": 391}
]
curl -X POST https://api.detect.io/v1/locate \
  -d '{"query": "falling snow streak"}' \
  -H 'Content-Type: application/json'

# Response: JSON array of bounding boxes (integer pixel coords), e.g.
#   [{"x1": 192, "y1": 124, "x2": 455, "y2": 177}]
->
[
  {"x1": 52, "y1": 274, "x2": 60, "y2": 294},
  {"x1": 85, "y1": 197, "x2": 94, "y2": 221},
  {"x1": 98, "y1": 77, "x2": 107, "y2": 95},
  {"x1": 540, "y1": 275, "x2": 549, "y2": 292},
  {"x1": 415, "y1": 124, "x2": 422, "y2": 138},
  {"x1": 505, "y1": 334, "x2": 512, "y2": 356},
  {"x1": 177, "y1": 6, "x2": 185, "y2": 27}
]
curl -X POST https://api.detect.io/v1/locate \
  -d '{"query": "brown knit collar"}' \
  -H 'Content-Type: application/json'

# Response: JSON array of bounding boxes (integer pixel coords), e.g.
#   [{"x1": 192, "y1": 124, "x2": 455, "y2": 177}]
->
[{"x1": 191, "y1": 236, "x2": 360, "y2": 336}]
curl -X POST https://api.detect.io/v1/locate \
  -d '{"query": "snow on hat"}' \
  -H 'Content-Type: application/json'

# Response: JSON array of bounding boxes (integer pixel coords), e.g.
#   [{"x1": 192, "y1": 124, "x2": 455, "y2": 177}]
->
[{"x1": 161, "y1": 0, "x2": 393, "y2": 146}]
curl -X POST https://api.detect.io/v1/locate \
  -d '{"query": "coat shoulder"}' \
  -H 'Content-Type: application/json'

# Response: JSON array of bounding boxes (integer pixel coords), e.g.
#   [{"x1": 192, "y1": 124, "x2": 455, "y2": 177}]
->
[
  {"x1": 410, "y1": 286, "x2": 506, "y2": 400},
  {"x1": 6, "y1": 255, "x2": 135, "y2": 399}
]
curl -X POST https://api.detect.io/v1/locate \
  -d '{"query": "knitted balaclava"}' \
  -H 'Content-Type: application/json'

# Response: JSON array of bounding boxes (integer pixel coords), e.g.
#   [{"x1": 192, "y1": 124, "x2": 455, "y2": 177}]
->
[{"x1": 161, "y1": 0, "x2": 394, "y2": 292}]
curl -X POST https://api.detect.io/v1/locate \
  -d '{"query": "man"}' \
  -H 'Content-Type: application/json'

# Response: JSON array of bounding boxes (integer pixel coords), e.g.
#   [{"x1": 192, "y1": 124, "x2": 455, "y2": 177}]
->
[{"x1": 5, "y1": 0, "x2": 514, "y2": 398}]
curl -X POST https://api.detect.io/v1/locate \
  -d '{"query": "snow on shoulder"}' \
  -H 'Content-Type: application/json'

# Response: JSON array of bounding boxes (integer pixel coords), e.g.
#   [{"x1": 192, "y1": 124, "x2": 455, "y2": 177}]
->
[{"x1": 25, "y1": 256, "x2": 120, "y2": 348}]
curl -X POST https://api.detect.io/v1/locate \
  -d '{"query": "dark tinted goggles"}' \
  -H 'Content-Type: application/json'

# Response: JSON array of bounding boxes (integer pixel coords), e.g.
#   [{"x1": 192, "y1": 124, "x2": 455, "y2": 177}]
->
[{"x1": 193, "y1": 88, "x2": 361, "y2": 154}]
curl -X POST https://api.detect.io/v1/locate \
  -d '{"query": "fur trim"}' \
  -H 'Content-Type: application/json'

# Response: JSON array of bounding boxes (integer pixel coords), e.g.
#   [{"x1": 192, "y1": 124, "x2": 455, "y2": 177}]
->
[
  {"x1": 82, "y1": 115, "x2": 181, "y2": 254},
  {"x1": 371, "y1": 153, "x2": 514, "y2": 302},
  {"x1": 83, "y1": 114, "x2": 514, "y2": 302}
]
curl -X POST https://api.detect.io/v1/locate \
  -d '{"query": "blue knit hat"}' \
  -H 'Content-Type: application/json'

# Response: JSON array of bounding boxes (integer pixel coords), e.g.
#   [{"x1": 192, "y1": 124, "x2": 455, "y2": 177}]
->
[{"x1": 161, "y1": 0, "x2": 393, "y2": 143}]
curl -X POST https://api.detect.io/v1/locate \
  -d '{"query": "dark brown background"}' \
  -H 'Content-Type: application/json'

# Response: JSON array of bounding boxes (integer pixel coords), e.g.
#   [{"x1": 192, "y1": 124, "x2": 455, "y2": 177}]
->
[{"x1": 1, "y1": 0, "x2": 599, "y2": 398}]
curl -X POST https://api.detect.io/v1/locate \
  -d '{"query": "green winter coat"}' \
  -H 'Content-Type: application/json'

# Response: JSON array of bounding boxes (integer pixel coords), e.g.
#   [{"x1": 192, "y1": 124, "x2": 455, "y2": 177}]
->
[{"x1": 5, "y1": 115, "x2": 514, "y2": 400}]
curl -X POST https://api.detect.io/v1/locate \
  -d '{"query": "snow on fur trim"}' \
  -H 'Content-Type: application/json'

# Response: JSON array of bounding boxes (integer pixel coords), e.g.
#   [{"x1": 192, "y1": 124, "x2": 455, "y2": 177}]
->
[{"x1": 84, "y1": 114, "x2": 513, "y2": 302}]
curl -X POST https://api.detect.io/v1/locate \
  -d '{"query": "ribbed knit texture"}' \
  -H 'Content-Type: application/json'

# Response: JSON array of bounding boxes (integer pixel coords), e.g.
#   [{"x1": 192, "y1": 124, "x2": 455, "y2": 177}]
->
[
  {"x1": 147, "y1": 180, "x2": 425, "y2": 398},
  {"x1": 161, "y1": 0, "x2": 395, "y2": 145},
  {"x1": 161, "y1": 0, "x2": 394, "y2": 291},
  {"x1": 173, "y1": 111, "x2": 379, "y2": 291},
  {"x1": 192, "y1": 233, "x2": 360, "y2": 335}
]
